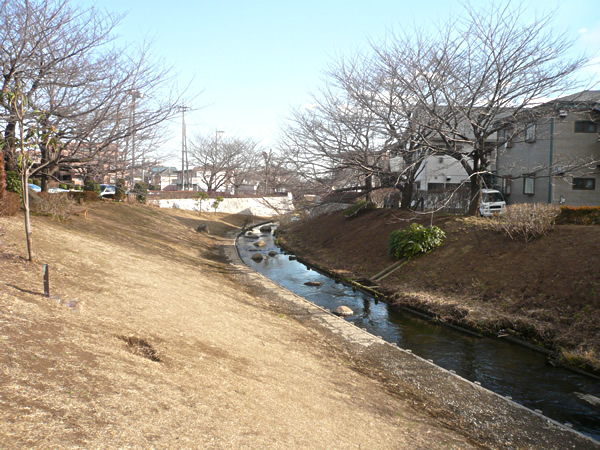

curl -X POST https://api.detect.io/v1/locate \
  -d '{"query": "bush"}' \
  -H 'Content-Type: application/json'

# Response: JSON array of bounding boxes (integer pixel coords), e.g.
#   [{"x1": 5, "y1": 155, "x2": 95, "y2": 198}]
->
[
  {"x1": 83, "y1": 180, "x2": 101, "y2": 195},
  {"x1": 59, "y1": 183, "x2": 68, "y2": 190},
  {"x1": 132, "y1": 182, "x2": 148, "y2": 203},
  {"x1": 0, "y1": 192, "x2": 20, "y2": 216},
  {"x1": 34, "y1": 192, "x2": 72, "y2": 222},
  {"x1": 5, "y1": 171, "x2": 22, "y2": 198},
  {"x1": 490, "y1": 203, "x2": 559, "y2": 241},
  {"x1": 556, "y1": 206, "x2": 600, "y2": 225},
  {"x1": 388, "y1": 223, "x2": 446, "y2": 259},
  {"x1": 343, "y1": 200, "x2": 376, "y2": 218},
  {"x1": 69, "y1": 191, "x2": 99, "y2": 202}
]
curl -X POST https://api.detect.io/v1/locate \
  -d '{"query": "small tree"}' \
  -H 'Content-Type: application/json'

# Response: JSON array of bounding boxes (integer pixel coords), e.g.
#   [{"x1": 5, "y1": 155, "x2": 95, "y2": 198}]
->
[
  {"x1": 211, "y1": 196, "x2": 223, "y2": 213},
  {"x1": 1, "y1": 82, "x2": 60, "y2": 261},
  {"x1": 194, "y1": 191, "x2": 208, "y2": 214}
]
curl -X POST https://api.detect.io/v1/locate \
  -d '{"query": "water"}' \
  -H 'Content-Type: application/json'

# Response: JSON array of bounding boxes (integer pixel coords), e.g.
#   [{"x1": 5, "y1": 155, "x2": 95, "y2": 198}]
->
[{"x1": 237, "y1": 224, "x2": 600, "y2": 441}]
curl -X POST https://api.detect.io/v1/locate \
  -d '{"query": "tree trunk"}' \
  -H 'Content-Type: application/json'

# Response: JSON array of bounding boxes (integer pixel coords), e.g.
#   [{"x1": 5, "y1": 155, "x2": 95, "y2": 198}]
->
[
  {"x1": 400, "y1": 183, "x2": 413, "y2": 210},
  {"x1": 467, "y1": 173, "x2": 483, "y2": 216},
  {"x1": 0, "y1": 150, "x2": 6, "y2": 200},
  {"x1": 365, "y1": 174, "x2": 373, "y2": 201},
  {"x1": 21, "y1": 170, "x2": 34, "y2": 262}
]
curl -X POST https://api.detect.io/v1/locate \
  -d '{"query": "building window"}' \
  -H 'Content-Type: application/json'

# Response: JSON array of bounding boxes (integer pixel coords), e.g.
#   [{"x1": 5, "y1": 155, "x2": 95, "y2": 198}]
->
[
  {"x1": 499, "y1": 126, "x2": 514, "y2": 147},
  {"x1": 523, "y1": 175, "x2": 535, "y2": 195},
  {"x1": 501, "y1": 178, "x2": 512, "y2": 196},
  {"x1": 525, "y1": 123, "x2": 536, "y2": 143},
  {"x1": 573, "y1": 178, "x2": 596, "y2": 190},
  {"x1": 427, "y1": 183, "x2": 444, "y2": 192},
  {"x1": 574, "y1": 121, "x2": 598, "y2": 133}
]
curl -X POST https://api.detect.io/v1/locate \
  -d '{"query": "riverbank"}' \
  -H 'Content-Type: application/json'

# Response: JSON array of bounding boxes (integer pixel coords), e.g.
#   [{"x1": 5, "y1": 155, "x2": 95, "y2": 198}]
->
[
  {"x1": 276, "y1": 209, "x2": 600, "y2": 374},
  {"x1": 0, "y1": 204, "x2": 477, "y2": 447}
]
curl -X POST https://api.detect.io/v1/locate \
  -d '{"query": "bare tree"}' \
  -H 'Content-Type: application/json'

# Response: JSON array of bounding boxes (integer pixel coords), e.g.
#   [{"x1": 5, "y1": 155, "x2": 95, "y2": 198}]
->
[
  {"x1": 280, "y1": 84, "x2": 392, "y2": 201},
  {"x1": 281, "y1": 47, "x2": 440, "y2": 209},
  {"x1": 189, "y1": 133, "x2": 260, "y2": 194},
  {"x1": 0, "y1": 0, "x2": 183, "y2": 190},
  {"x1": 393, "y1": 1, "x2": 589, "y2": 214}
]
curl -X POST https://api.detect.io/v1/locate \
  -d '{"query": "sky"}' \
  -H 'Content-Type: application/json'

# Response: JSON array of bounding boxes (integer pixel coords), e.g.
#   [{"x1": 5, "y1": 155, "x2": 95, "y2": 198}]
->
[{"x1": 73, "y1": 0, "x2": 600, "y2": 166}]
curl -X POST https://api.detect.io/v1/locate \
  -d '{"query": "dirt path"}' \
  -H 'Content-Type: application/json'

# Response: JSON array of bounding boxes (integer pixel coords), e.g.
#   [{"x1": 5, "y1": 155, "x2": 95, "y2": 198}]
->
[{"x1": 0, "y1": 205, "x2": 474, "y2": 448}]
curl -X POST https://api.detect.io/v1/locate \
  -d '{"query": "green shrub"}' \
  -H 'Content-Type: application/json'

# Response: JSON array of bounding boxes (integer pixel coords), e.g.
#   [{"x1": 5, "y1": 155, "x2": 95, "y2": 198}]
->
[
  {"x1": 388, "y1": 223, "x2": 446, "y2": 259},
  {"x1": 83, "y1": 180, "x2": 101, "y2": 195},
  {"x1": 343, "y1": 200, "x2": 376, "y2": 218},
  {"x1": 491, "y1": 203, "x2": 560, "y2": 241},
  {"x1": 59, "y1": 183, "x2": 68, "y2": 190},
  {"x1": 5, "y1": 171, "x2": 22, "y2": 198},
  {"x1": 0, "y1": 191, "x2": 20, "y2": 216},
  {"x1": 132, "y1": 182, "x2": 148, "y2": 203},
  {"x1": 557, "y1": 206, "x2": 600, "y2": 225}
]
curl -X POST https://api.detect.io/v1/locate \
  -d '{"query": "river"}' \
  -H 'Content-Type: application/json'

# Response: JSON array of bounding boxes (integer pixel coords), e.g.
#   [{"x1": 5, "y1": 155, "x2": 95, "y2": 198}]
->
[{"x1": 236, "y1": 223, "x2": 600, "y2": 441}]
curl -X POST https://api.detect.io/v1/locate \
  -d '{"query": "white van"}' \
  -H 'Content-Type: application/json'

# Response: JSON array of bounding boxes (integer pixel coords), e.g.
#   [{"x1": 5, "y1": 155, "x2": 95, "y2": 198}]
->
[{"x1": 479, "y1": 189, "x2": 506, "y2": 217}]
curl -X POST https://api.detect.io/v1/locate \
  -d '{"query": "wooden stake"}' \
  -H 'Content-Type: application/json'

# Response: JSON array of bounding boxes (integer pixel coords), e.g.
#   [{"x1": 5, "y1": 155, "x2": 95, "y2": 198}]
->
[{"x1": 43, "y1": 264, "x2": 50, "y2": 297}]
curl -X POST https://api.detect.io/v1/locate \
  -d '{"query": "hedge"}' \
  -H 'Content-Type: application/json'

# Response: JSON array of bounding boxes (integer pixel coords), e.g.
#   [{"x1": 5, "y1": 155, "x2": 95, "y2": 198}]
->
[{"x1": 556, "y1": 206, "x2": 600, "y2": 225}]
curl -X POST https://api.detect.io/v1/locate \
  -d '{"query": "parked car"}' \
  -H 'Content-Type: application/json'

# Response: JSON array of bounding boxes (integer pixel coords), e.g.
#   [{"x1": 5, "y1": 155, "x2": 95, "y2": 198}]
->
[
  {"x1": 27, "y1": 183, "x2": 41, "y2": 192},
  {"x1": 99, "y1": 184, "x2": 116, "y2": 197},
  {"x1": 48, "y1": 187, "x2": 69, "y2": 193},
  {"x1": 479, "y1": 189, "x2": 506, "y2": 217}
]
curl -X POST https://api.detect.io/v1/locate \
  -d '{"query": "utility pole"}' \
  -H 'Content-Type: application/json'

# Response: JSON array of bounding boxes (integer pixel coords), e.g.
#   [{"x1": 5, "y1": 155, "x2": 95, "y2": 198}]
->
[
  {"x1": 214, "y1": 129, "x2": 224, "y2": 193},
  {"x1": 126, "y1": 88, "x2": 144, "y2": 188},
  {"x1": 179, "y1": 104, "x2": 192, "y2": 190}
]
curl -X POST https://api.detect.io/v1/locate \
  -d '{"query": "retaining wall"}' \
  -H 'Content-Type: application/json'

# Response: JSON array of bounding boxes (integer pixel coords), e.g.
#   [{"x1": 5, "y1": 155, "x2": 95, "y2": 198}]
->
[{"x1": 151, "y1": 194, "x2": 295, "y2": 216}]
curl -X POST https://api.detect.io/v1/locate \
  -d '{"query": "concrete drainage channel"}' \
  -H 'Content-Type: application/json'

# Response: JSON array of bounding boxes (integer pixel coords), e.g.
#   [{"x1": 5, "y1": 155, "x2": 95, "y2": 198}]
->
[{"x1": 223, "y1": 222, "x2": 599, "y2": 448}]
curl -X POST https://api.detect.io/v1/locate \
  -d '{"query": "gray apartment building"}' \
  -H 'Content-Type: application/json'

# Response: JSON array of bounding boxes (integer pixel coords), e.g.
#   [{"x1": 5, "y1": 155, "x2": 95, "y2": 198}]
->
[{"x1": 496, "y1": 91, "x2": 600, "y2": 206}]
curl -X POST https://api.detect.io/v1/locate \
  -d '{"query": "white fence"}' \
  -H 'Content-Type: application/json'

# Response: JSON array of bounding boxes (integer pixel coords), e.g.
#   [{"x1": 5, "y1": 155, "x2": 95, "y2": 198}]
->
[{"x1": 151, "y1": 193, "x2": 295, "y2": 217}]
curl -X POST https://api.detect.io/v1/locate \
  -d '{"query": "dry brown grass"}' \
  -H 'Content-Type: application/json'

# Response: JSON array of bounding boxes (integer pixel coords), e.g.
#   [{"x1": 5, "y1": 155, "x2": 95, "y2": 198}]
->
[
  {"x1": 490, "y1": 203, "x2": 560, "y2": 241},
  {"x1": 0, "y1": 204, "x2": 474, "y2": 448}
]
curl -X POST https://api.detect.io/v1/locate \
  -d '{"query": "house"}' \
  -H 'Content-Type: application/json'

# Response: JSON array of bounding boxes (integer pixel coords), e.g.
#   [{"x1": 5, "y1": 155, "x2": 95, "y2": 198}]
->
[
  {"x1": 149, "y1": 166, "x2": 179, "y2": 190},
  {"x1": 177, "y1": 167, "x2": 234, "y2": 194},
  {"x1": 496, "y1": 91, "x2": 600, "y2": 206}
]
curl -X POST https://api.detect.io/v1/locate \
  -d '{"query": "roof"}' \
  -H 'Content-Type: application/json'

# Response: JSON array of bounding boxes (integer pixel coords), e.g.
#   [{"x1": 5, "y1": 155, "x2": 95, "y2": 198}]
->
[{"x1": 543, "y1": 90, "x2": 600, "y2": 106}]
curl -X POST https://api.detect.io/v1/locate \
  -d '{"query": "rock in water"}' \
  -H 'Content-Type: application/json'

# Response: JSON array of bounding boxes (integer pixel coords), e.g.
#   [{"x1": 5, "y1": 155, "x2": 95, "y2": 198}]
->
[
  {"x1": 259, "y1": 225, "x2": 272, "y2": 232},
  {"x1": 251, "y1": 253, "x2": 264, "y2": 262},
  {"x1": 254, "y1": 240, "x2": 266, "y2": 248},
  {"x1": 268, "y1": 250, "x2": 278, "y2": 257},
  {"x1": 304, "y1": 281, "x2": 322, "y2": 287},
  {"x1": 334, "y1": 306, "x2": 353, "y2": 317}
]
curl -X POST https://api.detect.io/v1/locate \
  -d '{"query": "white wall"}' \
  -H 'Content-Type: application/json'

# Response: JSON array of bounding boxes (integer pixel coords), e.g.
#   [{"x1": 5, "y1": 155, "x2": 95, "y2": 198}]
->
[{"x1": 151, "y1": 193, "x2": 295, "y2": 217}]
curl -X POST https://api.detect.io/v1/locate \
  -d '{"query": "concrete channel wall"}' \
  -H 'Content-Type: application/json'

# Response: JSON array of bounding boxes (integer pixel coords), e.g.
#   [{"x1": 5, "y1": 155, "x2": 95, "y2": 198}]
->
[{"x1": 151, "y1": 194, "x2": 295, "y2": 216}]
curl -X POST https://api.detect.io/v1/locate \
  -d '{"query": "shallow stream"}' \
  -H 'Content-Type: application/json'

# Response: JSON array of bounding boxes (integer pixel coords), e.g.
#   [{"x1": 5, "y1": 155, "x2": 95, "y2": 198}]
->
[{"x1": 236, "y1": 224, "x2": 600, "y2": 441}]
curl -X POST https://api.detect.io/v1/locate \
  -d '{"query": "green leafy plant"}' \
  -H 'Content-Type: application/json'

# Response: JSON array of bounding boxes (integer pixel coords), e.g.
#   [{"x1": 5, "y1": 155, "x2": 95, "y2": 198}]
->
[
  {"x1": 5, "y1": 171, "x2": 22, "y2": 198},
  {"x1": 388, "y1": 223, "x2": 446, "y2": 259},
  {"x1": 343, "y1": 200, "x2": 376, "y2": 218}
]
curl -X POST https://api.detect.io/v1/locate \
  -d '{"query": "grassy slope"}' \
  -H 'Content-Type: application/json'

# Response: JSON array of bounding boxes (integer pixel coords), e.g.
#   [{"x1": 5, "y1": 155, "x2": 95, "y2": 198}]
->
[
  {"x1": 278, "y1": 209, "x2": 600, "y2": 373},
  {"x1": 0, "y1": 203, "x2": 477, "y2": 448}
]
